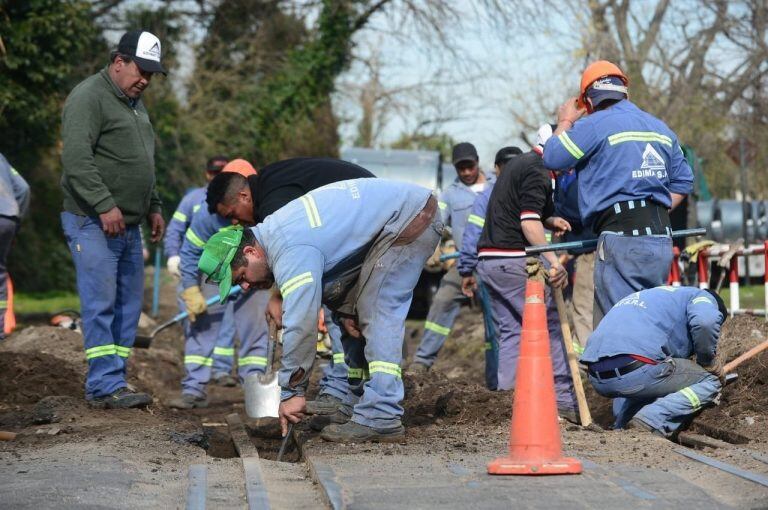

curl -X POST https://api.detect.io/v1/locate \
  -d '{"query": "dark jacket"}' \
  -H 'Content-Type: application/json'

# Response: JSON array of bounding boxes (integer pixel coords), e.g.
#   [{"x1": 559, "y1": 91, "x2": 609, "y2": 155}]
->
[{"x1": 61, "y1": 67, "x2": 162, "y2": 224}]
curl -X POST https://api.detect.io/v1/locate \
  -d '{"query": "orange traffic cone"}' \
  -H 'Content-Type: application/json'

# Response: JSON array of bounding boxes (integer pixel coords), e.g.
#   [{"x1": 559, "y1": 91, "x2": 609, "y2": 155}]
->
[
  {"x1": 4, "y1": 276, "x2": 15, "y2": 335},
  {"x1": 487, "y1": 272, "x2": 582, "y2": 475}
]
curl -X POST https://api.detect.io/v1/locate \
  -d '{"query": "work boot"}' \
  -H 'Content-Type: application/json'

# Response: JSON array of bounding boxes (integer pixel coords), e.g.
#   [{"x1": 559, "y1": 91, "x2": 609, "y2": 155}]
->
[
  {"x1": 405, "y1": 362, "x2": 430, "y2": 375},
  {"x1": 627, "y1": 417, "x2": 667, "y2": 438},
  {"x1": 306, "y1": 394, "x2": 343, "y2": 415},
  {"x1": 557, "y1": 406, "x2": 579, "y2": 425},
  {"x1": 168, "y1": 393, "x2": 209, "y2": 409},
  {"x1": 320, "y1": 420, "x2": 405, "y2": 443},
  {"x1": 87, "y1": 387, "x2": 153, "y2": 410},
  {"x1": 310, "y1": 406, "x2": 352, "y2": 432},
  {"x1": 212, "y1": 373, "x2": 238, "y2": 387}
]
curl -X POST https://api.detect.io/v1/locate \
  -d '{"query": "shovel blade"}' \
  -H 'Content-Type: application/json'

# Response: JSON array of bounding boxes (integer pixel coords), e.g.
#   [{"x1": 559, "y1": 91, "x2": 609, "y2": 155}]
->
[{"x1": 244, "y1": 373, "x2": 280, "y2": 418}]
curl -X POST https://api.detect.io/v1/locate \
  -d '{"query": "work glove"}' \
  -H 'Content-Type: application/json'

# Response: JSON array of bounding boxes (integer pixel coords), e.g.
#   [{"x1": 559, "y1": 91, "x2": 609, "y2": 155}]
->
[
  {"x1": 166, "y1": 255, "x2": 181, "y2": 279},
  {"x1": 701, "y1": 359, "x2": 726, "y2": 386},
  {"x1": 181, "y1": 285, "x2": 207, "y2": 322}
]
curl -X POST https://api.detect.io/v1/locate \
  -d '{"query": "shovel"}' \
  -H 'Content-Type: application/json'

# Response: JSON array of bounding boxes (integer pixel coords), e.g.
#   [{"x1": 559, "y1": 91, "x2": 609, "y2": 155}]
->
[
  {"x1": 244, "y1": 318, "x2": 281, "y2": 418},
  {"x1": 134, "y1": 286, "x2": 242, "y2": 348}
]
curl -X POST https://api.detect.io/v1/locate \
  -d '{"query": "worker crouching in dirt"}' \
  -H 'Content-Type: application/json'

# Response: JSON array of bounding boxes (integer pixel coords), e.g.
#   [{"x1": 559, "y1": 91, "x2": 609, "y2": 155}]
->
[
  {"x1": 581, "y1": 286, "x2": 727, "y2": 438},
  {"x1": 199, "y1": 178, "x2": 442, "y2": 442}
]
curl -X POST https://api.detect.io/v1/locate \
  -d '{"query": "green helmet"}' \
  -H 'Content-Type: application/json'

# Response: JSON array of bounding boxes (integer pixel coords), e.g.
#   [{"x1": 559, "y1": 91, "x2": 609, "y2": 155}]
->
[{"x1": 197, "y1": 226, "x2": 244, "y2": 303}]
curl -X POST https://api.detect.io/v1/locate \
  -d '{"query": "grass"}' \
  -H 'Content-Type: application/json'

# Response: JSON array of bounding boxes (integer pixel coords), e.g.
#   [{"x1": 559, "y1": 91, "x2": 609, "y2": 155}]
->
[
  {"x1": 720, "y1": 284, "x2": 765, "y2": 310},
  {"x1": 15, "y1": 291, "x2": 80, "y2": 315}
]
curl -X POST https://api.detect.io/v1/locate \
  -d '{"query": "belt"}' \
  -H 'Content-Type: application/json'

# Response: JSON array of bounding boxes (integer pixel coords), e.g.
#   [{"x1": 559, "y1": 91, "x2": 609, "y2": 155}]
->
[{"x1": 588, "y1": 359, "x2": 646, "y2": 380}]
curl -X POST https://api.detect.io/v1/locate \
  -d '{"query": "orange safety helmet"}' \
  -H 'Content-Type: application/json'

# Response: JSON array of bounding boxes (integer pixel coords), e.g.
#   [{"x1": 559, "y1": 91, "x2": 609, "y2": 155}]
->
[
  {"x1": 221, "y1": 158, "x2": 257, "y2": 177},
  {"x1": 577, "y1": 60, "x2": 629, "y2": 110}
]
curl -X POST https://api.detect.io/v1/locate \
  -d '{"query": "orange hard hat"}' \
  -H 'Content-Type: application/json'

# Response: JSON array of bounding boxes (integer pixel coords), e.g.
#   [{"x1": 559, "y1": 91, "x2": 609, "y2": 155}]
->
[
  {"x1": 577, "y1": 60, "x2": 629, "y2": 109},
  {"x1": 222, "y1": 158, "x2": 257, "y2": 177}
]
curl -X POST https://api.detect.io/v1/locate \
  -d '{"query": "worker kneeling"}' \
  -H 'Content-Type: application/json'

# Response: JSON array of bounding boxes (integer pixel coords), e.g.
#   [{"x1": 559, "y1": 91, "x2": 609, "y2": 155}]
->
[
  {"x1": 199, "y1": 178, "x2": 442, "y2": 442},
  {"x1": 581, "y1": 286, "x2": 727, "y2": 438}
]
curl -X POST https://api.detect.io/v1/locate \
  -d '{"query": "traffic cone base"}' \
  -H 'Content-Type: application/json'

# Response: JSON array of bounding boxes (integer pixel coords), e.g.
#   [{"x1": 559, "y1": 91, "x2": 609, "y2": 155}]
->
[{"x1": 487, "y1": 456, "x2": 582, "y2": 475}]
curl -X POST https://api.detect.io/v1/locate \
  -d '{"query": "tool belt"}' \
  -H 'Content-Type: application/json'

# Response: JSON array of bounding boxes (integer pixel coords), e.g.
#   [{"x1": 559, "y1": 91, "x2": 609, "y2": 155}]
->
[
  {"x1": 593, "y1": 199, "x2": 671, "y2": 236},
  {"x1": 394, "y1": 195, "x2": 437, "y2": 246},
  {"x1": 587, "y1": 354, "x2": 656, "y2": 380}
]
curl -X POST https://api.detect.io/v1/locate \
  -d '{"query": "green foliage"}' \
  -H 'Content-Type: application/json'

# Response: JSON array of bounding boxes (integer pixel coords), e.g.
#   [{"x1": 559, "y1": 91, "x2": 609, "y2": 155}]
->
[{"x1": 1, "y1": 0, "x2": 106, "y2": 292}]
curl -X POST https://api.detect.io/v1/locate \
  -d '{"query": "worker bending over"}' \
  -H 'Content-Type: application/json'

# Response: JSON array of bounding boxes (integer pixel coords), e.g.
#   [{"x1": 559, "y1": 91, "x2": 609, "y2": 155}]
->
[
  {"x1": 411, "y1": 142, "x2": 494, "y2": 373},
  {"x1": 582, "y1": 286, "x2": 726, "y2": 438},
  {"x1": 165, "y1": 155, "x2": 237, "y2": 386},
  {"x1": 206, "y1": 157, "x2": 374, "y2": 418},
  {"x1": 543, "y1": 61, "x2": 693, "y2": 324},
  {"x1": 170, "y1": 159, "x2": 270, "y2": 409},
  {"x1": 200, "y1": 178, "x2": 441, "y2": 442},
  {"x1": 472, "y1": 125, "x2": 578, "y2": 420}
]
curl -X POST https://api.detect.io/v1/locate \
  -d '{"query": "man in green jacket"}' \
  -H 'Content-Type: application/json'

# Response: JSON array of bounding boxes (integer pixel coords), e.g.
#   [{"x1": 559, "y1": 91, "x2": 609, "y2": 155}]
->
[{"x1": 60, "y1": 30, "x2": 167, "y2": 409}]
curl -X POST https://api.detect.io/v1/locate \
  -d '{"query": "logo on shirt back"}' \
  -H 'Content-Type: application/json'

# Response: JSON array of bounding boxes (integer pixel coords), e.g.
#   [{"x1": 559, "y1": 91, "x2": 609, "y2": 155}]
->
[{"x1": 632, "y1": 144, "x2": 667, "y2": 180}]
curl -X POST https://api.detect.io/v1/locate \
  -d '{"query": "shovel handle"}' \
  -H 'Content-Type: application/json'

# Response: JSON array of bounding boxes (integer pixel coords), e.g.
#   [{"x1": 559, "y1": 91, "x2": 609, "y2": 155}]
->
[{"x1": 724, "y1": 338, "x2": 768, "y2": 373}]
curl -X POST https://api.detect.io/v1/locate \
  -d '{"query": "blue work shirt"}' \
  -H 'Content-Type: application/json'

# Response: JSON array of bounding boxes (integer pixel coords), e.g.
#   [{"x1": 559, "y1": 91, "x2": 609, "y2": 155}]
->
[
  {"x1": 542, "y1": 100, "x2": 693, "y2": 229},
  {"x1": 165, "y1": 187, "x2": 206, "y2": 258},
  {"x1": 0, "y1": 153, "x2": 30, "y2": 219},
  {"x1": 438, "y1": 172, "x2": 494, "y2": 250},
  {"x1": 582, "y1": 286, "x2": 722, "y2": 366},
  {"x1": 180, "y1": 206, "x2": 231, "y2": 289},
  {"x1": 251, "y1": 178, "x2": 433, "y2": 398},
  {"x1": 554, "y1": 171, "x2": 594, "y2": 255},
  {"x1": 457, "y1": 184, "x2": 493, "y2": 277}
]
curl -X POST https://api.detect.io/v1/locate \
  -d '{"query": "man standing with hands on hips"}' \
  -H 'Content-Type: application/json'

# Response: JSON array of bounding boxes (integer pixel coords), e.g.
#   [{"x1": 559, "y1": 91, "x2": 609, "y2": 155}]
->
[{"x1": 60, "y1": 30, "x2": 167, "y2": 409}]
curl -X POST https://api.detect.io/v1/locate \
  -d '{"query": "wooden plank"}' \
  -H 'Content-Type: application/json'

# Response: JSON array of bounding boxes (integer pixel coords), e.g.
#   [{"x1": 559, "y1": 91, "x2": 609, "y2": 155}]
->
[
  {"x1": 185, "y1": 464, "x2": 207, "y2": 510},
  {"x1": 226, "y1": 413, "x2": 259, "y2": 458},
  {"x1": 678, "y1": 432, "x2": 732, "y2": 450}
]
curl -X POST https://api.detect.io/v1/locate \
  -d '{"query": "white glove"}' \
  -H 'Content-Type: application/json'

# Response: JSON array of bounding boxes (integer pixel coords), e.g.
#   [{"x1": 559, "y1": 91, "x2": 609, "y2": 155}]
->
[{"x1": 167, "y1": 255, "x2": 181, "y2": 278}]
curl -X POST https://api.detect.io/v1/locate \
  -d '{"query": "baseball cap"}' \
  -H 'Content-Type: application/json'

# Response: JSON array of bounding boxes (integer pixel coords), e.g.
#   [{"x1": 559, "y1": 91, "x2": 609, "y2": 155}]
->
[
  {"x1": 206, "y1": 155, "x2": 228, "y2": 173},
  {"x1": 116, "y1": 30, "x2": 167, "y2": 75},
  {"x1": 198, "y1": 227, "x2": 244, "y2": 303},
  {"x1": 452, "y1": 142, "x2": 479, "y2": 165},
  {"x1": 586, "y1": 76, "x2": 627, "y2": 107},
  {"x1": 222, "y1": 158, "x2": 257, "y2": 177},
  {"x1": 494, "y1": 146, "x2": 523, "y2": 166}
]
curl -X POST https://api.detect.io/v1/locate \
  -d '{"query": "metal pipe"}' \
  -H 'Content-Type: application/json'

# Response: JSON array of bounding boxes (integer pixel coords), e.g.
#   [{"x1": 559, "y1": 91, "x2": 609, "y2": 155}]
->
[{"x1": 525, "y1": 227, "x2": 707, "y2": 255}]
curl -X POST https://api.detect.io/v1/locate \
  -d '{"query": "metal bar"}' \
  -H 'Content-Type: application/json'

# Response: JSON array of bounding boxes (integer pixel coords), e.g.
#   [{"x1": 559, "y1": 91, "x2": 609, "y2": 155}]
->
[
  {"x1": 304, "y1": 456, "x2": 347, "y2": 510},
  {"x1": 526, "y1": 227, "x2": 707, "y2": 255},
  {"x1": 152, "y1": 246, "x2": 162, "y2": 317},
  {"x1": 186, "y1": 464, "x2": 207, "y2": 510},
  {"x1": 675, "y1": 448, "x2": 768, "y2": 488},
  {"x1": 243, "y1": 458, "x2": 271, "y2": 510}
]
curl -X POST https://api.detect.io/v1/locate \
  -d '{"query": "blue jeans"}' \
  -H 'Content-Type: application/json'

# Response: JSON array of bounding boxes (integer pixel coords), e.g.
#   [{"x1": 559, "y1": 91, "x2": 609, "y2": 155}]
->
[
  {"x1": 594, "y1": 234, "x2": 672, "y2": 324},
  {"x1": 589, "y1": 358, "x2": 721, "y2": 436},
  {"x1": 345, "y1": 220, "x2": 442, "y2": 429},
  {"x1": 61, "y1": 212, "x2": 144, "y2": 399}
]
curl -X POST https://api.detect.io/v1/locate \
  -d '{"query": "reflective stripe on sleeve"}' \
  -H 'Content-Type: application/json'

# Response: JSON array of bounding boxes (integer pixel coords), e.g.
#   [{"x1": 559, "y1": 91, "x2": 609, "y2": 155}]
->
[
  {"x1": 213, "y1": 346, "x2": 235, "y2": 356},
  {"x1": 467, "y1": 214, "x2": 485, "y2": 228},
  {"x1": 679, "y1": 386, "x2": 701, "y2": 411},
  {"x1": 280, "y1": 272, "x2": 314, "y2": 297},
  {"x1": 184, "y1": 355, "x2": 213, "y2": 366},
  {"x1": 115, "y1": 345, "x2": 131, "y2": 358},
  {"x1": 192, "y1": 204, "x2": 201, "y2": 213},
  {"x1": 333, "y1": 353, "x2": 346, "y2": 364},
  {"x1": 558, "y1": 132, "x2": 584, "y2": 159},
  {"x1": 438, "y1": 201, "x2": 447, "y2": 211},
  {"x1": 424, "y1": 321, "x2": 450, "y2": 336},
  {"x1": 172, "y1": 211, "x2": 187, "y2": 222},
  {"x1": 607, "y1": 131, "x2": 672, "y2": 147},
  {"x1": 369, "y1": 361, "x2": 402, "y2": 378},
  {"x1": 691, "y1": 296, "x2": 713, "y2": 306},
  {"x1": 85, "y1": 344, "x2": 118, "y2": 359},
  {"x1": 239, "y1": 356, "x2": 268, "y2": 367},
  {"x1": 300, "y1": 195, "x2": 322, "y2": 228},
  {"x1": 185, "y1": 229, "x2": 206, "y2": 248},
  {"x1": 10, "y1": 167, "x2": 19, "y2": 176}
]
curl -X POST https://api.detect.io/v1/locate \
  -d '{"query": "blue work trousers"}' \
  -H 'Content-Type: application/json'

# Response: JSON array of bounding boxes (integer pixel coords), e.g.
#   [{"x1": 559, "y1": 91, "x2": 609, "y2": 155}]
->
[
  {"x1": 61, "y1": 212, "x2": 144, "y2": 399},
  {"x1": 476, "y1": 256, "x2": 577, "y2": 410},
  {"x1": 413, "y1": 266, "x2": 467, "y2": 366},
  {"x1": 182, "y1": 282, "x2": 270, "y2": 398},
  {"x1": 594, "y1": 234, "x2": 672, "y2": 325},
  {"x1": 342, "y1": 220, "x2": 442, "y2": 429},
  {"x1": 588, "y1": 358, "x2": 721, "y2": 436},
  {"x1": 318, "y1": 306, "x2": 355, "y2": 406}
]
